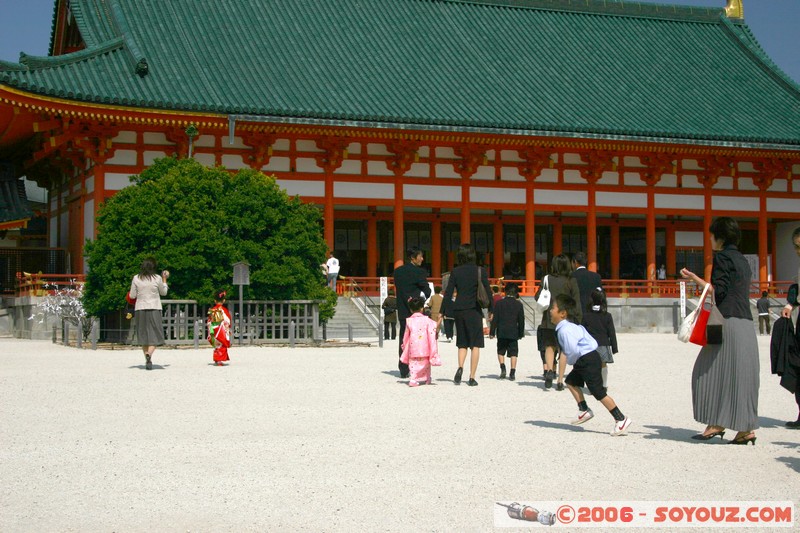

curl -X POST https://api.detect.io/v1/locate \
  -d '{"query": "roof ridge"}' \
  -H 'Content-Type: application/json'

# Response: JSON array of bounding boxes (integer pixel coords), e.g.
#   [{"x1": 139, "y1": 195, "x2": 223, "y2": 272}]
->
[
  {"x1": 719, "y1": 16, "x2": 800, "y2": 97},
  {"x1": 14, "y1": 37, "x2": 124, "y2": 70},
  {"x1": 108, "y1": 0, "x2": 149, "y2": 77},
  {"x1": 440, "y1": 0, "x2": 724, "y2": 22}
]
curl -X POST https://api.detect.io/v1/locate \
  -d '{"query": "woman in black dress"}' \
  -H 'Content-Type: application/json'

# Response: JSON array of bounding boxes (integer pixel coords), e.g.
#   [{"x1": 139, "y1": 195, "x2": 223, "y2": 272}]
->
[{"x1": 441, "y1": 243, "x2": 493, "y2": 386}]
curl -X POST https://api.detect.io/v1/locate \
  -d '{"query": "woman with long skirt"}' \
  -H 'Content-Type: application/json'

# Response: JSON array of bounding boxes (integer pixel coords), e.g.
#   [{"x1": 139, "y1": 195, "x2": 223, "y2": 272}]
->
[{"x1": 681, "y1": 217, "x2": 759, "y2": 445}]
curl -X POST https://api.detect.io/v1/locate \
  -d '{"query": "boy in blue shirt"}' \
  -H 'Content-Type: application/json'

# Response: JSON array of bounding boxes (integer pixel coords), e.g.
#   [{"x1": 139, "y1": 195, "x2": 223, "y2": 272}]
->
[{"x1": 551, "y1": 293, "x2": 632, "y2": 436}]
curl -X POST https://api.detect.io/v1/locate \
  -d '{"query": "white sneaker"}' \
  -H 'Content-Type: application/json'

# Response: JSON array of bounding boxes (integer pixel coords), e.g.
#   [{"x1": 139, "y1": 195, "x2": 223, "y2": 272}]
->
[
  {"x1": 611, "y1": 417, "x2": 632, "y2": 436},
  {"x1": 571, "y1": 409, "x2": 594, "y2": 425}
]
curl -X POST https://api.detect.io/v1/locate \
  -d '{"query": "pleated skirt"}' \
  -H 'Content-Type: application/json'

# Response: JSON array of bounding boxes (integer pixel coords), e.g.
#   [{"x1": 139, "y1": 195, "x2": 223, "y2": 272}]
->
[
  {"x1": 692, "y1": 316, "x2": 759, "y2": 432},
  {"x1": 135, "y1": 309, "x2": 165, "y2": 346}
]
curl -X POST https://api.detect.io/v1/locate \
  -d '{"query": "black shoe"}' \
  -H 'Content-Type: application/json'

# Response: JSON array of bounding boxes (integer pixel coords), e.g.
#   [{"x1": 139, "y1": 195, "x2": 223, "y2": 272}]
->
[
  {"x1": 499, "y1": 368, "x2": 506, "y2": 379},
  {"x1": 467, "y1": 378, "x2": 478, "y2": 386},
  {"x1": 145, "y1": 354, "x2": 152, "y2": 370},
  {"x1": 786, "y1": 419, "x2": 800, "y2": 429},
  {"x1": 509, "y1": 370, "x2": 516, "y2": 381},
  {"x1": 555, "y1": 382, "x2": 564, "y2": 391},
  {"x1": 690, "y1": 429, "x2": 726, "y2": 441},
  {"x1": 544, "y1": 370, "x2": 554, "y2": 389},
  {"x1": 454, "y1": 367, "x2": 463, "y2": 385}
]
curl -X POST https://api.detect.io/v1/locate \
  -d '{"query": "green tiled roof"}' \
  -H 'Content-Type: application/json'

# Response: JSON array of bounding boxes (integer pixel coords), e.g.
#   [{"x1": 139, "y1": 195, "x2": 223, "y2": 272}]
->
[{"x1": 2, "y1": 0, "x2": 800, "y2": 148}]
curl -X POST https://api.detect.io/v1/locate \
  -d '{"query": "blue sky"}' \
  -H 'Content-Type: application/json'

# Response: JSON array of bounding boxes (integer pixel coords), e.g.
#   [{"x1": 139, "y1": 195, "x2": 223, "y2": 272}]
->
[{"x1": 0, "y1": 0, "x2": 798, "y2": 84}]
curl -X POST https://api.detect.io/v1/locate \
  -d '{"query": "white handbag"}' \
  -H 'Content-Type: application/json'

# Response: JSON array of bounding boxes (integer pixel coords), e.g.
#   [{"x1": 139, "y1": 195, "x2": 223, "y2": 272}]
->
[
  {"x1": 535, "y1": 275, "x2": 551, "y2": 312},
  {"x1": 677, "y1": 283, "x2": 710, "y2": 343}
]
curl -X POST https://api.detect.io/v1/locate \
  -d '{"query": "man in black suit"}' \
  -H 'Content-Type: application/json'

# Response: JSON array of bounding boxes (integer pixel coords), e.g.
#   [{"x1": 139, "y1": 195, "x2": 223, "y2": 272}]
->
[
  {"x1": 572, "y1": 251, "x2": 603, "y2": 322},
  {"x1": 392, "y1": 247, "x2": 431, "y2": 378}
]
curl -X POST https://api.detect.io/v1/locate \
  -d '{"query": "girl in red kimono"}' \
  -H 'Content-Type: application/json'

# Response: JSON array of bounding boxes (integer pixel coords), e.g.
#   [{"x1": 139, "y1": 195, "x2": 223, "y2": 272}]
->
[
  {"x1": 400, "y1": 296, "x2": 441, "y2": 386},
  {"x1": 207, "y1": 290, "x2": 232, "y2": 366}
]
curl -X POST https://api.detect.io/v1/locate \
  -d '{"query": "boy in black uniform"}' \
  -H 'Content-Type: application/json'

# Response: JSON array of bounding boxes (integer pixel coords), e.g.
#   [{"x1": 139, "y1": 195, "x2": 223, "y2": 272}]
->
[{"x1": 489, "y1": 283, "x2": 525, "y2": 381}]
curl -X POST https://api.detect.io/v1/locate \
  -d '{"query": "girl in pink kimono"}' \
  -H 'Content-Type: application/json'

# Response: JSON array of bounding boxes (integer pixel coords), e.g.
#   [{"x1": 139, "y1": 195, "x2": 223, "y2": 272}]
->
[{"x1": 400, "y1": 296, "x2": 441, "y2": 387}]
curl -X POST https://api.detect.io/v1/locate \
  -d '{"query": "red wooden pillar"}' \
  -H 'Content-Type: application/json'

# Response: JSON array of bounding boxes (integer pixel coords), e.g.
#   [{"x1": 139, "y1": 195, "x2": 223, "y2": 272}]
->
[
  {"x1": 587, "y1": 190, "x2": 598, "y2": 271},
  {"x1": 93, "y1": 163, "x2": 105, "y2": 236},
  {"x1": 367, "y1": 209, "x2": 377, "y2": 278},
  {"x1": 431, "y1": 213, "x2": 442, "y2": 278},
  {"x1": 611, "y1": 220, "x2": 620, "y2": 279},
  {"x1": 758, "y1": 194, "x2": 768, "y2": 289},
  {"x1": 460, "y1": 180, "x2": 471, "y2": 244},
  {"x1": 324, "y1": 173, "x2": 335, "y2": 251},
  {"x1": 525, "y1": 185, "x2": 536, "y2": 289},
  {"x1": 703, "y1": 188, "x2": 713, "y2": 281},
  {"x1": 394, "y1": 180, "x2": 404, "y2": 269},
  {"x1": 493, "y1": 211, "x2": 504, "y2": 278},
  {"x1": 666, "y1": 222, "x2": 676, "y2": 278},
  {"x1": 646, "y1": 187, "x2": 656, "y2": 286}
]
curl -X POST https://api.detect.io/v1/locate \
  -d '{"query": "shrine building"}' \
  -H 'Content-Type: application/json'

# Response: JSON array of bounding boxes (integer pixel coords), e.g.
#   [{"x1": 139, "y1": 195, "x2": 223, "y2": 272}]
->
[{"x1": 1, "y1": 0, "x2": 799, "y2": 293}]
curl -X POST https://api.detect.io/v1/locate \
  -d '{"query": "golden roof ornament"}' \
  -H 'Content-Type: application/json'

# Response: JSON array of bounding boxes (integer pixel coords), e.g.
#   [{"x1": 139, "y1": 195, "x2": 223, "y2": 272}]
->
[{"x1": 725, "y1": 0, "x2": 744, "y2": 19}]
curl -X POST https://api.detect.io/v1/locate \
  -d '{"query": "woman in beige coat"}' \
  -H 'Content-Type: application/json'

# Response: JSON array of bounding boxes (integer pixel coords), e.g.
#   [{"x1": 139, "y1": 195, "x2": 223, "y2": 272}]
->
[{"x1": 129, "y1": 257, "x2": 169, "y2": 370}]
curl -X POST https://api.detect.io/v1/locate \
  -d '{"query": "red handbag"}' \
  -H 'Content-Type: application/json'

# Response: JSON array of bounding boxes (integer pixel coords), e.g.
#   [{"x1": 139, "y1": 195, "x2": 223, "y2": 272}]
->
[
  {"x1": 689, "y1": 298, "x2": 712, "y2": 346},
  {"x1": 125, "y1": 291, "x2": 137, "y2": 306},
  {"x1": 688, "y1": 285, "x2": 724, "y2": 346}
]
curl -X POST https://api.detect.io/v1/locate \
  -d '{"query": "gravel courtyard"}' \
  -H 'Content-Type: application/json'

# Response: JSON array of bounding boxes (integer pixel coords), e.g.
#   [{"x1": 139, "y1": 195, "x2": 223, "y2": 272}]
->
[{"x1": 1, "y1": 334, "x2": 797, "y2": 532}]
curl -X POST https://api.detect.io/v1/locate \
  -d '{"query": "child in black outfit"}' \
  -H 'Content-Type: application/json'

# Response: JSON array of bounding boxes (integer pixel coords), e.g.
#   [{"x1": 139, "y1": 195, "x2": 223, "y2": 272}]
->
[
  {"x1": 551, "y1": 293, "x2": 631, "y2": 436},
  {"x1": 581, "y1": 288, "x2": 618, "y2": 390},
  {"x1": 489, "y1": 283, "x2": 526, "y2": 381}
]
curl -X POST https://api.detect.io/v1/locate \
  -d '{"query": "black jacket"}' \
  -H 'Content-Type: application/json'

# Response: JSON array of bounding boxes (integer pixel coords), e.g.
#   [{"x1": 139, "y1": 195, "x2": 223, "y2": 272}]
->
[
  {"x1": 441, "y1": 264, "x2": 493, "y2": 316},
  {"x1": 573, "y1": 267, "x2": 603, "y2": 316},
  {"x1": 393, "y1": 263, "x2": 431, "y2": 319},
  {"x1": 490, "y1": 296, "x2": 525, "y2": 339},
  {"x1": 711, "y1": 245, "x2": 752, "y2": 320},
  {"x1": 582, "y1": 309, "x2": 618, "y2": 353},
  {"x1": 770, "y1": 316, "x2": 799, "y2": 394}
]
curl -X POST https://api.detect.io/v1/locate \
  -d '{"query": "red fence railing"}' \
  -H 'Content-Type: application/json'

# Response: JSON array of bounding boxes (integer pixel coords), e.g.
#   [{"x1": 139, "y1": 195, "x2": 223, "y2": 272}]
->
[
  {"x1": 15, "y1": 272, "x2": 85, "y2": 297},
  {"x1": 336, "y1": 276, "x2": 795, "y2": 300}
]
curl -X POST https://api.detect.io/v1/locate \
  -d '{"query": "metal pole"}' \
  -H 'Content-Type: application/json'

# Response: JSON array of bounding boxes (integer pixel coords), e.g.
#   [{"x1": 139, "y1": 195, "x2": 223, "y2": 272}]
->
[
  {"x1": 76, "y1": 319, "x2": 82, "y2": 349},
  {"x1": 378, "y1": 323, "x2": 383, "y2": 348},
  {"x1": 63, "y1": 320, "x2": 69, "y2": 346},
  {"x1": 289, "y1": 319, "x2": 295, "y2": 348},
  {"x1": 348, "y1": 323, "x2": 353, "y2": 342}
]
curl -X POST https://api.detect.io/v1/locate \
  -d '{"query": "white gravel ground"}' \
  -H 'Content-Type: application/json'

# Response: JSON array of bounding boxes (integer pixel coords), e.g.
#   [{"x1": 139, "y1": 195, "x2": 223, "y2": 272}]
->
[{"x1": 0, "y1": 333, "x2": 798, "y2": 532}]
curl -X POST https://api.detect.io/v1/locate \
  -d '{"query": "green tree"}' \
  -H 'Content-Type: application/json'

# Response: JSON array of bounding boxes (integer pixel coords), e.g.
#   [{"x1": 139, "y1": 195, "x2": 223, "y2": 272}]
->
[{"x1": 84, "y1": 158, "x2": 336, "y2": 319}]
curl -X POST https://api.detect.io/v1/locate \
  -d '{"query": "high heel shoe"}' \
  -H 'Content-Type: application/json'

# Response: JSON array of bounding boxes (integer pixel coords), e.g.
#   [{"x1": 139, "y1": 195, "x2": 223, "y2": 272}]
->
[
  {"x1": 727, "y1": 433, "x2": 756, "y2": 446},
  {"x1": 690, "y1": 429, "x2": 725, "y2": 441},
  {"x1": 453, "y1": 367, "x2": 463, "y2": 385}
]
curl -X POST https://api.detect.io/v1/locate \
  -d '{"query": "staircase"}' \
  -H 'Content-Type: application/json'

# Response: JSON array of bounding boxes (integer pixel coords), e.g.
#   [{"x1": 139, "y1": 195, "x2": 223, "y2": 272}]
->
[
  {"x1": 518, "y1": 297, "x2": 540, "y2": 337},
  {"x1": 324, "y1": 297, "x2": 380, "y2": 340}
]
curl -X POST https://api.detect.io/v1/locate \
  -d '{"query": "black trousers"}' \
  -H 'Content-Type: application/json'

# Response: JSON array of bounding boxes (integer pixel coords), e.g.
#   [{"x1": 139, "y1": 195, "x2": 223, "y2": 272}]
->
[
  {"x1": 443, "y1": 317, "x2": 454, "y2": 339},
  {"x1": 398, "y1": 315, "x2": 409, "y2": 376},
  {"x1": 384, "y1": 321, "x2": 396, "y2": 340}
]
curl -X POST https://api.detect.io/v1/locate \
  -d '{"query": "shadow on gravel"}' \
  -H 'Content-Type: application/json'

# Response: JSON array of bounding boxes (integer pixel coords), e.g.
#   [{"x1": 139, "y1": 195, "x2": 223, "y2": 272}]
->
[
  {"x1": 773, "y1": 441, "x2": 800, "y2": 450},
  {"x1": 381, "y1": 370, "x2": 401, "y2": 378},
  {"x1": 642, "y1": 424, "x2": 705, "y2": 443},
  {"x1": 128, "y1": 364, "x2": 169, "y2": 370},
  {"x1": 757, "y1": 416, "x2": 795, "y2": 428},
  {"x1": 525, "y1": 420, "x2": 606, "y2": 435},
  {"x1": 776, "y1": 456, "x2": 800, "y2": 473}
]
